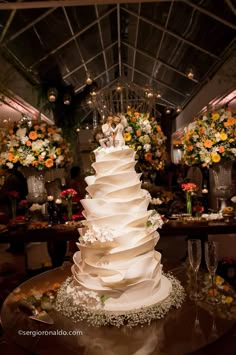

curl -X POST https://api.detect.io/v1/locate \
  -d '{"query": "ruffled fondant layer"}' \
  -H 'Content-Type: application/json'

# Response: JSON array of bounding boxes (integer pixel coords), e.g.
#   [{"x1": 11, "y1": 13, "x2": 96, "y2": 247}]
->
[{"x1": 70, "y1": 146, "x2": 166, "y2": 311}]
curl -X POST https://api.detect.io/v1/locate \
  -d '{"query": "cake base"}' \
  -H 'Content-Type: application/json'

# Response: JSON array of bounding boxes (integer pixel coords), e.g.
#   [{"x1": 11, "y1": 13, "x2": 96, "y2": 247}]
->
[{"x1": 55, "y1": 273, "x2": 185, "y2": 327}]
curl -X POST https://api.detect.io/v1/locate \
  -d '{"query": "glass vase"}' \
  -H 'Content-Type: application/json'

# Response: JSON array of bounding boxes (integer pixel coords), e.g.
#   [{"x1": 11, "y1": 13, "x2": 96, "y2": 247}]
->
[
  {"x1": 212, "y1": 160, "x2": 234, "y2": 211},
  {"x1": 67, "y1": 198, "x2": 73, "y2": 221},
  {"x1": 186, "y1": 193, "x2": 192, "y2": 216}
]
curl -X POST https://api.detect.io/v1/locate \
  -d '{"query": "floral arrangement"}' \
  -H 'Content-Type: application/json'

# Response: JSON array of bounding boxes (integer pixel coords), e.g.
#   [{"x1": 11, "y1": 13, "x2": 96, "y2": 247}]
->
[
  {"x1": 124, "y1": 109, "x2": 167, "y2": 171},
  {"x1": 0, "y1": 120, "x2": 72, "y2": 170},
  {"x1": 181, "y1": 182, "x2": 198, "y2": 194},
  {"x1": 60, "y1": 188, "x2": 77, "y2": 200},
  {"x1": 60, "y1": 188, "x2": 77, "y2": 221},
  {"x1": 181, "y1": 182, "x2": 198, "y2": 215},
  {"x1": 182, "y1": 108, "x2": 236, "y2": 167}
]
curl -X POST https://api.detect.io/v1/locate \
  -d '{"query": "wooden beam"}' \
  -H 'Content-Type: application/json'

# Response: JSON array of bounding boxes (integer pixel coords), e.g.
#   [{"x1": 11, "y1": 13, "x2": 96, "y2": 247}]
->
[{"x1": 0, "y1": 0, "x2": 181, "y2": 11}]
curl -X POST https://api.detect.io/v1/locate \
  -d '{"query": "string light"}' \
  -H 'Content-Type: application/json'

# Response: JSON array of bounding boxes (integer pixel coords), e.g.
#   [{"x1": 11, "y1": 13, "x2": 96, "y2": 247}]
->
[{"x1": 47, "y1": 87, "x2": 58, "y2": 102}]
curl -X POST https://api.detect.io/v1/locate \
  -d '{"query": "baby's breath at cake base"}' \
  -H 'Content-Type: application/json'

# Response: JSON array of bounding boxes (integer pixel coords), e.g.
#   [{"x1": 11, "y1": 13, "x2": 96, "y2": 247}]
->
[{"x1": 55, "y1": 274, "x2": 185, "y2": 328}]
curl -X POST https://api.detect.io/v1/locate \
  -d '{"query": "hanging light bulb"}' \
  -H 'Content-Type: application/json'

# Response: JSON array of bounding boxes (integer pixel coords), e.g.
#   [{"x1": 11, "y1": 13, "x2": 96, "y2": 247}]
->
[
  {"x1": 116, "y1": 83, "x2": 122, "y2": 92},
  {"x1": 176, "y1": 106, "x2": 182, "y2": 113},
  {"x1": 86, "y1": 72, "x2": 93, "y2": 85},
  {"x1": 90, "y1": 90, "x2": 97, "y2": 97},
  {"x1": 165, "y1": 107, "x2": 171, "y2": 114},
  {"x1": 47, "y1": 87, "x2": 58, "y2": 102},
  {"x1": 63, "y1": 93, "x2": 71, "y2": 105},
  {"x1": 156, "y1": 90, "x2": 162, "y2": 98},
  {"x1": 186, "y1": 67, "x2": 194, "y2": 80}
]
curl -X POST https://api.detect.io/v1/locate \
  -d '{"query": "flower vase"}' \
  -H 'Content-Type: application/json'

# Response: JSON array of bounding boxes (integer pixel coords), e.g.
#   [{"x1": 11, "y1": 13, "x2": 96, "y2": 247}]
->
[
  {"x1": 20, "y1": 167, "x2": 47, "y2": 204},
  {"x1": 67, "y1": 198, "x2": 73, "y2": 221},
  {"x1": 186, "y1": 193, "x2": 192, "y2": 216},
  {"x1": 212, "y1": 160, "x2": 234, "y2": 211}
]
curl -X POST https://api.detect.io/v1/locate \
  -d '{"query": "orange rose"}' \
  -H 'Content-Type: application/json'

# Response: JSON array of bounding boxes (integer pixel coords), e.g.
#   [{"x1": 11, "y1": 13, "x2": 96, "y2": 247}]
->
[
  {"x1": 38, "y1": 156, "x2": 44, "y2": 162},
  {"x1": 136, "y1": 129, "x2": 142, "y2": 136},
  {"x1": 29, "y1": 131, "x2": 38, "y2": 140},
  {"x1": 134, "y1": 112, "x2": 139, "y2": 118},
  {"x1": 224, "y1": 116, "x2": 236, "y2": 127},
  {"x1": 32, "y1": 160, "x2": 38, "y2": 167},
  {"x1": 8, "y1": 153, "x2": 14, "y2": 161},
  {"x1": 26, "y1": 140, "x2": 32, "y2": 146},
  {"x1": 218, "y1": 146, "x2": 225, "y2": 153},
  {"x1": 48, "y1": 127, "x2": 55, "y2": 134},
  {"x1": 144, "y1": 152, "x2": 153, "y2": 162},
  {"x1": 187, "y1": 145, "x2": 193, "y2": 151},
  {"x1": 45, "y1": 158, "x2": 54, "y2": 168},
  {"x1": 203, "y1": 139, "x2": 213, "y2": 148}
]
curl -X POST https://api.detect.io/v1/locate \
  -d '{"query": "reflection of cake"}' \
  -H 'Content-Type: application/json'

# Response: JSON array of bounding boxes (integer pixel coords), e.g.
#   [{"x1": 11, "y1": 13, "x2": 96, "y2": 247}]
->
[{"x1": 66, "y1": 145, "x2": 171, "y2": 312}]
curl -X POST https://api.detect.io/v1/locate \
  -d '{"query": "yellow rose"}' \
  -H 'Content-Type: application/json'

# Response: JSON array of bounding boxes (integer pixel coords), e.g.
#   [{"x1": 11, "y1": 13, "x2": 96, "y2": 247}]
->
[
  {"x1": 220, "y1": 132, "x2": 227, "y2": 141},
  {"x1": 56, "y1": 148, "x2": 61, "y2": 155},
  {"x1": 212, "y1": 112, "x2": 220, "y2": 120},
  {"x1": 124, "y1": 132, "x2": 131, "y2": 141},
  {"x1": 222, "y1": 296, "x2": 233, "y2": 304},
  {"x1": 211, "y1": 152, "x2": 221, "y2": 163}
]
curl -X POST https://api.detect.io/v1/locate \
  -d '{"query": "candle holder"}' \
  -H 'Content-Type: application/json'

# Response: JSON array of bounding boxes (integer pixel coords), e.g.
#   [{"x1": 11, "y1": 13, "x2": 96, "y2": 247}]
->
[
  {"x1": 55, "y1": 198, "x2": 63, "y2": 224},
  {"x1": 47, "y1": 196, "x2": 55, "y2": 227}
]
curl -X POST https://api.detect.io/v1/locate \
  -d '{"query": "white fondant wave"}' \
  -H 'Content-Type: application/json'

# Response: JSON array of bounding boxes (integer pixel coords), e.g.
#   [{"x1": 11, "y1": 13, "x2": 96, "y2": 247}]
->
[{"x1": 70, "y1": 146, "x2": 165, "y2": 311}]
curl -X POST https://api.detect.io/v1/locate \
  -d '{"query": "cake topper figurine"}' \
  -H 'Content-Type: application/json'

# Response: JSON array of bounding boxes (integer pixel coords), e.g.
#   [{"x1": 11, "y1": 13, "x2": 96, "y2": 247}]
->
[
  {"x1": 99, "y1": 115, "x2": 115, "y2": 148},
  {"x1": 113, "y1": 115, "x2": 125, "y2": 147}
]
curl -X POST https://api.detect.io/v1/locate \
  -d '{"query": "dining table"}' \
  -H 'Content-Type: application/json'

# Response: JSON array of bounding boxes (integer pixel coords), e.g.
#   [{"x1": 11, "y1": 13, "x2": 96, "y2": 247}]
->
[{"x1": 1, "y1": 263, "x2": 236, "y2": 355}]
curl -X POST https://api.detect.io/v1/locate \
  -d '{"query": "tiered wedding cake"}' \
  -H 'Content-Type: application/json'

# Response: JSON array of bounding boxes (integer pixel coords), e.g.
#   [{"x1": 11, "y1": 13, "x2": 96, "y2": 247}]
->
[{"x1": 65, "y1": 144, "x2": 172, "y2": 313}]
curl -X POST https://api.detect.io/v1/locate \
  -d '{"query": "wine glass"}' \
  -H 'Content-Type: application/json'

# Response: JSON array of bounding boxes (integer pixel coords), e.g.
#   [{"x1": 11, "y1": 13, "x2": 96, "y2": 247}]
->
[
  {"x1": 188, "y1": 239, "x2": 202, "y2": 300},
  {"x1": 205, "y1": 241, "x2": 219, "y2": 304}
]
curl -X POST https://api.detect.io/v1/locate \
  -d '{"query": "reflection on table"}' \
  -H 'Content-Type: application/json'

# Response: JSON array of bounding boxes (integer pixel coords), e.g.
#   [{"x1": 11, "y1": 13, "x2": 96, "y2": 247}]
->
[{"x1": 1, "y1": 264, "x2": 235, "y2": 355}]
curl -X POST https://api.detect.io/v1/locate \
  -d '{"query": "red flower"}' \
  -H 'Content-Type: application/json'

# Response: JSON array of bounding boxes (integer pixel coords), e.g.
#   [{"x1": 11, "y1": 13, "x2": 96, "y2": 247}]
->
[
  {"x1": 60, "y1": 188, "x2": 77, "y2": 199},
  {"x1": 7, "y1": 190, "x2": 19, "y2": 198},
  {"x1": 181, "y1": 183, "x2": 198, "y2": 193},
  {"x1": 193, "y1": 205, "x2": 204, "y2": 212}
]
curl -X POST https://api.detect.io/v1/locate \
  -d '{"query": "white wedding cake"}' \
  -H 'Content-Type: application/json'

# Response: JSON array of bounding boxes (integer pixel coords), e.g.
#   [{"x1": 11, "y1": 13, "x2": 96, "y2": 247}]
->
[{"x1": 65, "y1": 144, "x2": 172, "y2": 313}]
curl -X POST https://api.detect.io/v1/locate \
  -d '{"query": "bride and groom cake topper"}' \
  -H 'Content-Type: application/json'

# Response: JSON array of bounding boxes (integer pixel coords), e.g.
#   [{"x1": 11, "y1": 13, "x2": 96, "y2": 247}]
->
[{"x1": 99, "y1": 114, "x2": 126, "y2": 148}]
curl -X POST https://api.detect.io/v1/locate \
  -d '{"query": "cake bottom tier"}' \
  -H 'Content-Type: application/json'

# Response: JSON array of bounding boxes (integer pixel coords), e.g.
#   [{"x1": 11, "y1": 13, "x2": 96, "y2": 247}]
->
[
  {"x1": 55, "y1": 273, "x2": 185, "y2": 327},
  {"x1": 66, "y1": 275, "x2": 172, "y2": 313}
]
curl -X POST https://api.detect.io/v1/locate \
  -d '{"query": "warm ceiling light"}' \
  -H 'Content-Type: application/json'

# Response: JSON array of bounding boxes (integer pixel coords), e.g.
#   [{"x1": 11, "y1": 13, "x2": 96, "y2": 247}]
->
[
  {"x1": 156, "y1": 91, "x2": 162, "y2": 98},
  {"x1": 47, "y1": 87, "x2": 58, "y2": 102},
  {"x1": 87, "y1": 99, "x2": 93, "y2": 105},
  {"x1": 147, "y1": 91, "x2": 153, "y2": 98},
  {"x1": 85, "y1": 123, "x2": 90, "y2": 130},
  {"x1": 176, "y1": 106, "x2": 182, "y2": 113},
  {"x1": 116, "y1": 83, "x2": 122, "y2": 92},
  {"x1": 90, "y1": 90, "x2": 97, "y2": 96},
  {"x1": 86, "y1": 72, "x2": 93, "y2": 85},
  {"x1": 63, "y1": 93, "x2": 71, "y2": 105},
  {"x1": 165, "y1": 107, "x2": 171, "y2": 114},
  {"x1": 186, "y1": 67, "x2": 194, "y2": 80}
]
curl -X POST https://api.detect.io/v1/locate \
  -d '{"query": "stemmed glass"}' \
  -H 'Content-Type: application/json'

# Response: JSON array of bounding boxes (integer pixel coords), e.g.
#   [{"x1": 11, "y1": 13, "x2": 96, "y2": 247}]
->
[
  {"x1": 205, "y1": 241, "x2": 219, "y2": 304},
  {"x1": 188, "y1": 239, "x2": 202, "y2": 300}
]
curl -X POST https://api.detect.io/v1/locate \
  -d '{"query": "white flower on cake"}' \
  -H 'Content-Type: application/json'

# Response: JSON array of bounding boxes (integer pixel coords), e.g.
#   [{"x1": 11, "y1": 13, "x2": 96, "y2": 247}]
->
[
  {"x1": 80, "y1": 226, "x2": 115, "y2": 245},
  {"x1": 147, "y1": 210, "x2": 164, "y2": 230},
  {"x1": 67, "y1": 284, "x2": 100, "y2": 306}
]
